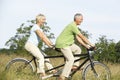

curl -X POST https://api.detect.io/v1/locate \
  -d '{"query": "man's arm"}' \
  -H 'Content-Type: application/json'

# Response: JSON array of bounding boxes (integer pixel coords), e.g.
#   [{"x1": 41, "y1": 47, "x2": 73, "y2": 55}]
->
[
  {"x1": 77, "y1": 32, "x2": 95, "y2": 47},
  {"x1": 76, "y1": 35, "x2": 90, "y2": 49}
]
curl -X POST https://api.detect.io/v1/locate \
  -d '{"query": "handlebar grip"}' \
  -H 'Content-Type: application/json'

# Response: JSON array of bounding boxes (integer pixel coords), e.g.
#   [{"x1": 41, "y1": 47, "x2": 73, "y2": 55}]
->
[
  {"x1": 87, "y1": 47, "x2": 96, "y2": 51},
  {"x1": 55, "y1": 48, "x2": 61, "y2": 52}
]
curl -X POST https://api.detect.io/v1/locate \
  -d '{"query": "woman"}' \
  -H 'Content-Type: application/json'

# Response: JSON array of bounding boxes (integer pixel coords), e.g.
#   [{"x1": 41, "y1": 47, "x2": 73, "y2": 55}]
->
[{"x1": 25, "y1": 14, "x2": 55, "y2": 77}]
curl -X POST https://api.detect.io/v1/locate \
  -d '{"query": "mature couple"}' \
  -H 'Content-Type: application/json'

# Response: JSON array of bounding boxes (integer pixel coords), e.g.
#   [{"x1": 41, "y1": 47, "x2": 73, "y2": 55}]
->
[{"x1": 24, "y1": 13, "x2": 95, "y2": 80}]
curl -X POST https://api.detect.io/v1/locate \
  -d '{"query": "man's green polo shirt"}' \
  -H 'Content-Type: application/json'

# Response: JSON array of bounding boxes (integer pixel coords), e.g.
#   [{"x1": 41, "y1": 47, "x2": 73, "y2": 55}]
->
[{"x1": 55, "y1": 22, "x2": 80, "y2": 48}]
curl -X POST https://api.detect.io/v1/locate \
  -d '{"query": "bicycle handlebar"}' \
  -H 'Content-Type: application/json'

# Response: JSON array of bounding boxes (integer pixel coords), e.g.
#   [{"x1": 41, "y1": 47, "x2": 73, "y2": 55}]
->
[{"x1": 87, "y1": 47, "x2": 96, "y2": 51}]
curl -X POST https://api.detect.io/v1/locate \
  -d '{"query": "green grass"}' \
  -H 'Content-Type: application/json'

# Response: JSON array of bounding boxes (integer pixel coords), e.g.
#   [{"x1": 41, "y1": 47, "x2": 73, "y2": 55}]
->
[{"x1": 0, "y1": 53, "x2": 120, "y2": 80}]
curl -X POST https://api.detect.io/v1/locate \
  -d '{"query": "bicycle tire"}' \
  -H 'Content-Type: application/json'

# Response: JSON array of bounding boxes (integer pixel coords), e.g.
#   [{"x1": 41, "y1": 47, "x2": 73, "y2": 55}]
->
[
  {"x1": 82, "y1": 61, "x2": 111, "y2": 80},
  {"x1": 5, "y1": 58, "x2": 36, "y2": 80}
]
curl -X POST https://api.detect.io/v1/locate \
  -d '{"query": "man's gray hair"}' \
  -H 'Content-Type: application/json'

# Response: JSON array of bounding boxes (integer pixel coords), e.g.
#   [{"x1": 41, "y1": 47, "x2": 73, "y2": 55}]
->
[{"x1": 74, "y1": 13, "x2": 83, "y2": 21}]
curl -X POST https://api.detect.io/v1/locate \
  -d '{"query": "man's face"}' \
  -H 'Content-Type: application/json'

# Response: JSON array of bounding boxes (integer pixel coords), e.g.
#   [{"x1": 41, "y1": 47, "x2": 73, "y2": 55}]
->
[
  {"x1": 75, "y1": 16, "x2": 83, "y2": 25},
  {"x1": 38, "y1": 16, "x2": 46, "y2": 26}
]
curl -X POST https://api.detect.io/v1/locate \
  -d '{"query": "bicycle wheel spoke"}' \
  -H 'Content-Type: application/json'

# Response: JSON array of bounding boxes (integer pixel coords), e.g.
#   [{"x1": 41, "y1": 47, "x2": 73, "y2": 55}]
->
[
  {"x1": 5, "y1": 59, "x2": 37, "y2": 80},
  {"x1": 85, "y1": 66, "x2": 106, "y2": 80},
  {"x1": 83, "y1": 61, "x2": 111, "y2": 80}
]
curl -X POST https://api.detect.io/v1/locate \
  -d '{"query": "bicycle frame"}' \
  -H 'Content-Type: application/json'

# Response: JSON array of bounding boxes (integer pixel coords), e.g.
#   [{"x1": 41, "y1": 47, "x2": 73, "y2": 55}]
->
[{"x1": 27, "y1": 50, "x2": 96, "y2": 78}]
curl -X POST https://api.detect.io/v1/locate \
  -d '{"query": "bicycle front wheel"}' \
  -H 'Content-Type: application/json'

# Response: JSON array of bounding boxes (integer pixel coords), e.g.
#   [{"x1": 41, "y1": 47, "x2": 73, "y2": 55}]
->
[
  {"x1": 82, "y1": 61, "x2": 111, "y2": 80},
  {"x1": 5, "y1": 58, "x2": 36, "y2": 80}
]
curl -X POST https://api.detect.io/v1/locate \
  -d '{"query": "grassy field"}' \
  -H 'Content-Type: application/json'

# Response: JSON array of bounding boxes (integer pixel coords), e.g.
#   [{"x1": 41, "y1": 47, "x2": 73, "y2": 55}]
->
[{"x1": 0, "y1": 53, "x2": 120, "y2": 80}]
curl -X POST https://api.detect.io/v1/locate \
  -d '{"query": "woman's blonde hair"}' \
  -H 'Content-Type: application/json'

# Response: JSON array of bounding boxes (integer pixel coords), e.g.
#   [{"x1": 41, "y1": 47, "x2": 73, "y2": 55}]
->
[{"x1": 36, "y1": 14, "x2": 45, "y2": 23}]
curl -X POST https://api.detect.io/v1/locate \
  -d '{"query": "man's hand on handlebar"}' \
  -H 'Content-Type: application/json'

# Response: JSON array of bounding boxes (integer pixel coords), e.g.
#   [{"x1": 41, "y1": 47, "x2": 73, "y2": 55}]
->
[
  {"x1": 86, "y1": 44, "x2": 96, "y2": 51},
  {"x1": 88, "y1": 46, "x2": 96, "y2": 51}
]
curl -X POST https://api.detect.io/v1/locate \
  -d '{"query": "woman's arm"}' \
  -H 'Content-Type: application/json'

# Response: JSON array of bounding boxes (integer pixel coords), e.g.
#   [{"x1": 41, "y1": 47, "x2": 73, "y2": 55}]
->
[{"x1": 35, "y1": 30, "x2": 54, "y2": 48}]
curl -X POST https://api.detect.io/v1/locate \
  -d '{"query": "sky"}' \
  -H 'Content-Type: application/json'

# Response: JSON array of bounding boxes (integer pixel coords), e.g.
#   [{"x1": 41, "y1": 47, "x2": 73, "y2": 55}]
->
[{"x1": 0, "y1": 0, "x2": 120, "y2": 48}]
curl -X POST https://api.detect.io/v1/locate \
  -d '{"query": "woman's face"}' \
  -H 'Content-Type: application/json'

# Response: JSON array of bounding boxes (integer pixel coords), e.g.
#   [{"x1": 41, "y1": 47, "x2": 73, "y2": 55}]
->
[{"x1": 38, "y1": 16, "x2": 46, "y2": 26}]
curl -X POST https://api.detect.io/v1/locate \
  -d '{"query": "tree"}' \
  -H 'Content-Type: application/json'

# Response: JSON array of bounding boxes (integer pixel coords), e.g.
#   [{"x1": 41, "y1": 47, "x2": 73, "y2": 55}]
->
[
  {"x1": 5, "y1": 20, "x2": 55, "y2": 54},
  {"x1": 95, "y1": 35, "x2": 116, "y2": 63},
  {"x1": 115, "y1": 41, "x2": 120, "y2": 63}
]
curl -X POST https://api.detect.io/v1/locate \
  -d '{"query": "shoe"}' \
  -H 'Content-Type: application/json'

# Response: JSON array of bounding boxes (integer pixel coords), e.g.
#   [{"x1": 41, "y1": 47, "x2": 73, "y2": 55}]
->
[
  {"x1": 38, "y1": 72, "x2": 46, "y2": 77},
  {"x1": 58, "y1": 76, "x2": 65, "y2": 80},
  {"x1": 48, "y1": 69, "x2": 57, "y2": 74},
  {"x1": 38, "y1": 73, "x2": 46, "y2": 80},
  {"x1": 71, "y1": 65, "x2": 84, "y2": 71},
  {"x1": 71, "y1": 65, "x2": 78, "y2": 70},
  {"x1": 42, "y1": 74, "x2": 54, "y2": 80},
  {"x1": 52, "y1": 69, "x2": 57, "y2": 73},
  {"x1": 54, "y1": 69, "x2": 62, "y2": 76}
]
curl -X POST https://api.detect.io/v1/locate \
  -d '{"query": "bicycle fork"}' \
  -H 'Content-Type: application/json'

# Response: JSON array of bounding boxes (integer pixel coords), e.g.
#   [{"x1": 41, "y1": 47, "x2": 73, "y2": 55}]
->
[
  {"x1": 90, "y1": 61, "x2": 100, "y2": 79},
  {"x1": 89, "y1": 53, "x2": 99, "y2": 79}
]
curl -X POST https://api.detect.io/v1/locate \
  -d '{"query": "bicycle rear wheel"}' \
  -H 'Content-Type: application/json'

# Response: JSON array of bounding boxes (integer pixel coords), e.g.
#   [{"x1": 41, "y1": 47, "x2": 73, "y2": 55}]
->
[
  {"x1": 82, "y1": 61, "x2": 111, "y2": 80},
  {"x1": 5, "y1": 58, "x2": 36, "y2": 80}
]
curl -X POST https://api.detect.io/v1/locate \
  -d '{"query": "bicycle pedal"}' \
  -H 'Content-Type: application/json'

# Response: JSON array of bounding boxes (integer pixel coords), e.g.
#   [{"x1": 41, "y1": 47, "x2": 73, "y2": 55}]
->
[
  {"x1": 42, "y1": 74, "x2": 53, "y2": 80},
  {"x1": 53, "y1": 69, "x2": 62, "y2": 76}
]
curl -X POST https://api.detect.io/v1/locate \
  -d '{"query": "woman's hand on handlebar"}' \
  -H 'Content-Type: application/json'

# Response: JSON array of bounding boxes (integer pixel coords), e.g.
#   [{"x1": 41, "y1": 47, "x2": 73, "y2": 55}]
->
[
  {"x1": 50, "y1": 44, "x2": 55, "y2": 49},
  {"x1": 50, "y1": 44, "x2": 61, "y2": 52}
]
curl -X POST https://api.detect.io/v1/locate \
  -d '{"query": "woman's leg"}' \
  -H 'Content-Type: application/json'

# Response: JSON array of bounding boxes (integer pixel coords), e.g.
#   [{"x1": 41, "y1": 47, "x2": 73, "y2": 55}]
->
[{"x1": 25, "y1": 42, "x2": 45, "y2": 74}]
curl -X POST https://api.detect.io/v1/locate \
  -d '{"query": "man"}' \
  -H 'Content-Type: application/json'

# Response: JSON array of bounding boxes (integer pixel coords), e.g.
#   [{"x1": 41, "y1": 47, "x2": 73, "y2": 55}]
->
[
  {"x1": 55, "y1": 13, "x2": 95, "y2": 80},
  {"x1": 25, "y1": 14, "x2": 55, "y2": 77}
]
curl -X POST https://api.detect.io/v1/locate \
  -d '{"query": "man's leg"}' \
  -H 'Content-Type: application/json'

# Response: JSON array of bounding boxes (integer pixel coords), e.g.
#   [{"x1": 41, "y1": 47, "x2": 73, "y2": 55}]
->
[
  {"x1": 70, "y1": 44, "x2": 81, "y2": 67},
  {"x1": 60, "y1": 46, "x2": 74, "y2": 78}
]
